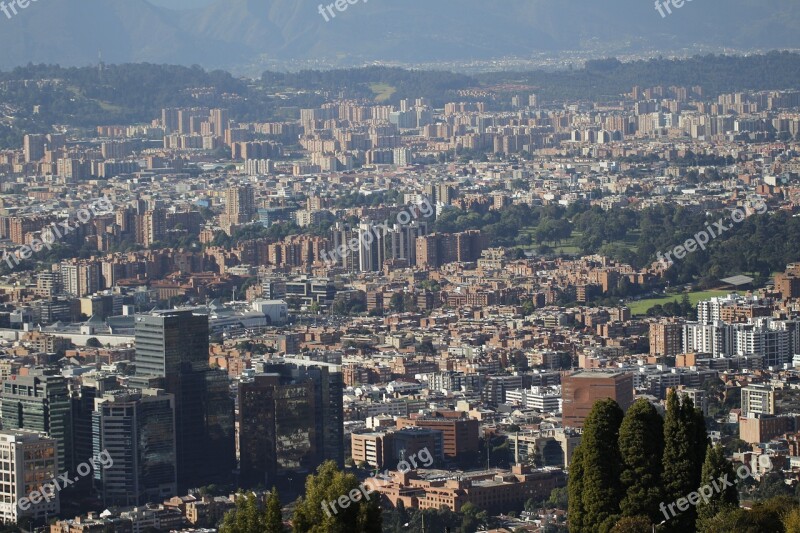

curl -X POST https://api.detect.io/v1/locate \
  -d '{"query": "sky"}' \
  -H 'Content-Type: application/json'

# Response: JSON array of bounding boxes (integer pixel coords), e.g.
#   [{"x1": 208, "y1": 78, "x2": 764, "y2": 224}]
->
[{"x1": 146, "y1": 0, "x2": 216, "y2": 9}]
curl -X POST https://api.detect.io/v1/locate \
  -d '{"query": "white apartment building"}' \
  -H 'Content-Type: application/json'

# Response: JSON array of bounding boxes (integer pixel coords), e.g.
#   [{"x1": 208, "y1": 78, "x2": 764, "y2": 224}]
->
[
  {"x1": 0, "y1": 430, "x2": 59, "y2": 524},
  {"x1": 741, "y1": 384, "x2": 776, "y2": 417}
]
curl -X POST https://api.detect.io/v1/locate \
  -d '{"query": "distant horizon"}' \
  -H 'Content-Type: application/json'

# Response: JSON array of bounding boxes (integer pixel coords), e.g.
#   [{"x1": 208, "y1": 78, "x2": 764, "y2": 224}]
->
[
  {"x1": 146, "y1": 0, "x2": 216, "y2": 9},
  {"x1": 1, "y1": 0, "x2": 798, "y2": 73}
]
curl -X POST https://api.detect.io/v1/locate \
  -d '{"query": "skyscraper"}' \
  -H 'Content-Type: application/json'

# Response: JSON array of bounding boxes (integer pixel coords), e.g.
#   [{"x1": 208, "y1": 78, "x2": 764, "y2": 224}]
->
[
  {"x1": 210, "y1": 108, "x2": 230, "y2": 136},
  {"x1": 358, "y1": 221, "x2": 387, "y2": 272},
  {"x1": 239, "y1": 359, "x2": 343, "y2": 490},
  {"x1": 134, "y1": 310, "x2": 235, "y2": 491},
  {"x1": 23, "y1": 134, "x2": 46, "y2": 163},
  {"x1": 0, "y1": 430, "x2": 59, "y2": 524},
  {"x1": 1, "y1": 370, "x2": 73, "y2": 473},
  {"x1": 225, "y1": 185, "x2": 256, "y2": 224},
  {"x1": 92, "y1": 389, "x2": 177, "y2": 506}
]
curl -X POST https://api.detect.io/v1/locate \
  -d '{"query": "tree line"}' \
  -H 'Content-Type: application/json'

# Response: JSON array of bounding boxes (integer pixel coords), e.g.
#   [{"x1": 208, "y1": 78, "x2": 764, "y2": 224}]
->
[{"x1": 567, "y1": 391, "x2": 800, "y2": 532}]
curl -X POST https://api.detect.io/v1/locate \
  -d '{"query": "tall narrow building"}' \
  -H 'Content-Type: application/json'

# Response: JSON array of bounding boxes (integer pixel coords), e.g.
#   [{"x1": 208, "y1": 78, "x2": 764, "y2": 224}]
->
[
  {"x1": 91, "y1": 389, "x2": 177, "y2": 506},
  {"x1": 1, "y1": 369, "x2": 73, "y2": 473},
  {"x1": 358, "y1": 221, "x2": 387, "y2": 272},
  {"x1": 0, "y1": 430, "x2": 59, "y2": 524},
  {"x1": 134, "y1": 310, "x2": 235, "y2": 491},
  {"x1": 239, "y1": 359, "x2": 343, "y2": 490}
]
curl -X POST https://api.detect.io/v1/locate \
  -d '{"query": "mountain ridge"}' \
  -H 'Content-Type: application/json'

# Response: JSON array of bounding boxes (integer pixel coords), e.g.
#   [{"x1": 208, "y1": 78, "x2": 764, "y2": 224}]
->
[{"x1": 0, "y1": 0, "x2": 798, "y2": 71}]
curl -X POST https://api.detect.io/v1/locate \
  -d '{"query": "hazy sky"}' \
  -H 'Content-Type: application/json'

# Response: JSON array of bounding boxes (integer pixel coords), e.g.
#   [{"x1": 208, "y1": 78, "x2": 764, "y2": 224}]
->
[{"x1": 147, "y1": 0, "x2": 216, "y2": 9}]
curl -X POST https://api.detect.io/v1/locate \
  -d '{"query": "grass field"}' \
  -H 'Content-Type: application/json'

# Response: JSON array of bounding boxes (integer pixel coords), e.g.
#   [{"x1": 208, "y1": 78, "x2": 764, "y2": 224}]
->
[
  {"x1": 369, "y1": 83, "x2": 396, "y2": 102},
  {"x1": 627, "y1": 290, "x2": 735, "y2": 316},
  {"x1": 518, "y1": 230, "x2": 642, "y2": 255}
]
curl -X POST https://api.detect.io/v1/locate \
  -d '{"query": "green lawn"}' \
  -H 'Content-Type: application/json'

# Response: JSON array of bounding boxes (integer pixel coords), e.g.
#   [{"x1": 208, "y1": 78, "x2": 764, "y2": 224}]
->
[
  {"x1": 627, "y1": 290, "x2": 735, "y2": 316},
  {"x1": 369, "y1": 83, "x2": 396, "y2": 103}
]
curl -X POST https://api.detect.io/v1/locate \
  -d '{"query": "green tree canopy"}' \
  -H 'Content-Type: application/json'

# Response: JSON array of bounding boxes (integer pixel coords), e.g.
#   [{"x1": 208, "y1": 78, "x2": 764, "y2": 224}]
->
[
  {"x1": 578, "y1": 398, "x2": 625, "y2": 532},
  {"x1": 696, "y1": 445, "x2": 738, "y2": 531},
  {"x1": 292, "y1": 461, "x2": 381, "y2": 533},
  {"x1": 619, "y1": 399, "x2": 664, "y2": 521}
]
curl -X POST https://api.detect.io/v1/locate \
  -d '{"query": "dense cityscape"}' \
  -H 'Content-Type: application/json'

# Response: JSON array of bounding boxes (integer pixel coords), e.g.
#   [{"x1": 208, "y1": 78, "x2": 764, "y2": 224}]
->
[{"x1": 2, "y1": 1, "x2": 800, "y2": 533}]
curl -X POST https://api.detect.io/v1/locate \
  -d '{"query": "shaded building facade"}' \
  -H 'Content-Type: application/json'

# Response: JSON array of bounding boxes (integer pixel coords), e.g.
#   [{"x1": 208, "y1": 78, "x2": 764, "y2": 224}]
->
[{"x1": 239, "y1": 359, "x2": 344, "y2": 490}]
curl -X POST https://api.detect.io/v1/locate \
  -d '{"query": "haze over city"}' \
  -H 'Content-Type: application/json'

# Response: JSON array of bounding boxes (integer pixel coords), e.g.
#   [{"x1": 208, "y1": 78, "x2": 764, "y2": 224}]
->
[{"x1": 0, "y1": 1, "x2": 799, "y2": 533}]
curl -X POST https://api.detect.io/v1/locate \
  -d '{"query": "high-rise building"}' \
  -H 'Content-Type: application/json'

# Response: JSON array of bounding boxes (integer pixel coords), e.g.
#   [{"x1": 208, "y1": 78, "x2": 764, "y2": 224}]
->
[
  {"x1": 134, "y1": 310, "x2": 235, "y2": 491},
  {"x1": 23, "y1": 134, "x2": 46, "y2": 163},
  {"x1": 141, "y1": 209, "x2": 166, "y2": 247},
  {"x1": 649, "y1": 321, "x2": 683, "y2": 358},
  {"x1": 134, "y1": 310, "x2": 209, "y2": 377},
  {"x1": 415, "y1": 231, "x2": 486, "y2": 268},
  {"x1": 741, "y1": 384, "x2": 776, "y2": 417},
  {"x1": 161, "y1": 108, "x2": 180, "y2": 134},
  {"x1": 1, "y1": 370, "x2": 73, "y2": 473},
  {"x1": 358, "y1": 222, "x2": 387, "y2": 272},
  {"x1": 561, "y1": 371, "x2": 634, "y2": 428},
  {"x1": 390, "y1": 221, "x2": 428, "y2": 266},
  {"x1": 239, "y1": 359, "x2": 343, "y2": 489},
  {"x1": 0, "y1": 430, "x2": 59, "y2": 524},
  {"x1": 225, "y1": 185, "x2": 255, "y2": 223},
  {"x1": 210, "y1": 109, "x2": 230, "y2": 136},
  {"x1": 221, "y1": 185, "x2": 256, "y2": 235},
  {"x1": 91, "y1": 389, "x2": 177, "y2": 506}
]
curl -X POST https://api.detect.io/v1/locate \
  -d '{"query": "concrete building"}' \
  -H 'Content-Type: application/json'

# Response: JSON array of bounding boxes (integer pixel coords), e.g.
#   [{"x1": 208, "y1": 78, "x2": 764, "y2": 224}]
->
[
  {"x1": 741, "y1": 384, "x2": 776, "y2": 417},
  {"x1": 561, "y1": 371, "x2": 634, "y2": 428},
  {"x1": 649, "y1": 321, "x2": 683, "y2": 358},
  {"x1": 0, "y1": 430, "x2": 59, "y2": 524},
  {"x1": 91, "y1": 389, "x2": 177, "y2": 506},
  {"x1": 396, "y1": 413, "x2": 479, "y2": 463}
]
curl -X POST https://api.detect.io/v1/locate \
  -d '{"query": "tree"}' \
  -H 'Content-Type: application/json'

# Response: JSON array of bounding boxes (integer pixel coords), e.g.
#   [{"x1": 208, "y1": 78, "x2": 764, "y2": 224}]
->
[
  {"x1": 618, "y1": 399, "x2": 664, "y2": 522},
  {"x1": 567, "y1": 445, "x2": 587, "y2": 533},
  {"x1": 548, "y1": 486, "x2": 569, "y2": 510},
  {"x1": 220, "y1": 493, "x2": 265, "y2": 533},
  {"x1": 696, "y1": 445, "x2": 738, "y2": 531},
  {"x1": 702, "y1": 495, "x2": 795, "y2": 532},
  {"x1": 662, "y1": 391, "x2": 708, "y2": 531},
  {"x1": 610, "y1": 516, "x2": 652, "y2": 533},
  {"x1": 264, "y1": 487, "x2": 284, "y2": 533},
  {"x1": 86, "y1": 337, "x2": 102, "y2": 348},
  {"x1": 579, "y1": 399, "x2": 625, "y2": 532},
  {"x1": 292, "y1": 461, "x2": 382, "y2": 533},
  {"x1": 460, "y1": 502, "x2": 487, "y2": 532},
  {"x1": 389, "y1": 293, "x2": 404, "y2": 313},
  {"x1": 783, "y1": 507, "x2": 800, "y2": 532}
]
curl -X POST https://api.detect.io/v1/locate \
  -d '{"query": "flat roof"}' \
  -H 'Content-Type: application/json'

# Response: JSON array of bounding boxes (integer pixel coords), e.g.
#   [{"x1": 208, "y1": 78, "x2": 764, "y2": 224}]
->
[{"x1": 720, "y1": 275, "x2": 754, "y2": 286}]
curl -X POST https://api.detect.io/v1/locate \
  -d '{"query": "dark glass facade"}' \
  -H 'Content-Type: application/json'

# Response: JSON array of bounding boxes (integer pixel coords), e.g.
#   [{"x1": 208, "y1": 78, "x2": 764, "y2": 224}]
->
[
  {"x1": 239, "y1": 361, "x2": 343, "y2": 491},
  {"x1": 1, "y1": 370, "x2": 73, "y2": 473},
  {"x1": 134, "y1": 310, "x2": 235, "y2": 491},
  {"x1": 92, "y1": 390, "x2": 177, "y2": 506}
]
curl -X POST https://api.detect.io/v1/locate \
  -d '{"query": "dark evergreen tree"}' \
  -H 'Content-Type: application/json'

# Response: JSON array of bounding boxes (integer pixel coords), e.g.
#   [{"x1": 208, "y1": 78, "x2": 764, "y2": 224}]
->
[
  {"x1": 619, "y1": 398, "x2": 665, "y2": 521},
  {"x1": 580, "y1": 398, "x2": 625, "y2": 532},
  {"x1": 690, "y1": 407, "x2": 710, "y2": 491},
  {"x1": 696, "y1": 445, "x2": 738, "y2": 531},
  {"x1": 662, "y1": 391, "x2": 708, "y2": 531},
  {"x1": 567, "y1": 444, "x2": 587, "y2": 533},
  {"x1": 610, "y1": 515, "x2": 653, "y2": 533},
  {"x1": 264, "y1": 487, "x2": 284, "y2": 533}
]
